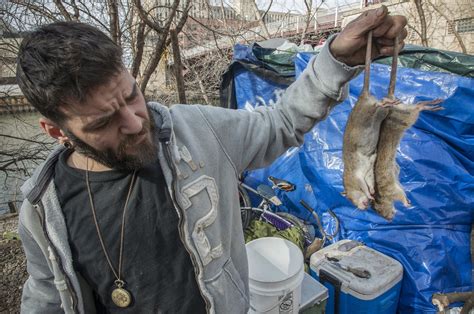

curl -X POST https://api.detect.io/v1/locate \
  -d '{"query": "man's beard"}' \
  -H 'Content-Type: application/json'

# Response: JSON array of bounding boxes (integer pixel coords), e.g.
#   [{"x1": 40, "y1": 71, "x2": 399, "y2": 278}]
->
[{"x1": 64, "y1": 118, "x2": 157, "y2": 171}]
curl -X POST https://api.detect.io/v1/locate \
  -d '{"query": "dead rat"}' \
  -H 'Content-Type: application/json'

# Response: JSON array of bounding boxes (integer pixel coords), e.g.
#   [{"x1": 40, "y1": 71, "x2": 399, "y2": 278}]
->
[
  {"x1": 373, "y1": 99, "x2": 443, "y2": 219},
  {"x1": 373, "y1": 37, "x2": 443, "y2": 220},
  {"x1": 343, "y1": 30, "x2": 398, "y2": 209}
]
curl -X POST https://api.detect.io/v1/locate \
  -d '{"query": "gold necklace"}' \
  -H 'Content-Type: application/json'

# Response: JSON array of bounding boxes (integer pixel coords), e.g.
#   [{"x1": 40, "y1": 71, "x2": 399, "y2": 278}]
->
[{"x1": 85, "y1": 157, "x2": 137, "y2": 308}]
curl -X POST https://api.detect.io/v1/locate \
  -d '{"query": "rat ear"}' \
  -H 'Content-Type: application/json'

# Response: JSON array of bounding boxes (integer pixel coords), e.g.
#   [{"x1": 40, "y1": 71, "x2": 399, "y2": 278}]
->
[{"x1": 39, "y1": 118, "x2": 69, "y2": 144}]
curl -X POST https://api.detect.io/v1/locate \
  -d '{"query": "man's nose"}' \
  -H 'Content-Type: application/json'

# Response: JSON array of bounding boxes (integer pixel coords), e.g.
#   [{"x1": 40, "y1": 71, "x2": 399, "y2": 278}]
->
[{"x1": 119, "y1": 106, "x2": 143, "y2": 135}]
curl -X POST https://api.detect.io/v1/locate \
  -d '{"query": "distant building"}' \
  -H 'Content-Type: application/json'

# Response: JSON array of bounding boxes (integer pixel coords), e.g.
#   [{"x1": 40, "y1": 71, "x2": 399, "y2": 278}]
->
[
  {"x1": 0, "y1": 25, "x2": 35, "y2": 114},
  {"x1": 144, "y1": 0, "x2": 307, "y2": 95},
  {"x1": 232, "y1": 0, "x2": 254, "y2": 20},
  {"x1": 341, "y1": 0, "x2": 473, "y2": 54},
  {"x1": 149, "y1": 0, "x2": 304, "y2": 49},
  {"x1": 0, "y1": 25, "x2": 24, "y2": 85}
]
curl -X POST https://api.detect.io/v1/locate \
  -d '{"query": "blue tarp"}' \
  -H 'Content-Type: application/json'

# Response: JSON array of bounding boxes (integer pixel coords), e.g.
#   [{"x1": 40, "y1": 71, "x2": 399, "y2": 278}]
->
[{"x1": 228, "y1": 47, "x2": 474, "y2": 313}]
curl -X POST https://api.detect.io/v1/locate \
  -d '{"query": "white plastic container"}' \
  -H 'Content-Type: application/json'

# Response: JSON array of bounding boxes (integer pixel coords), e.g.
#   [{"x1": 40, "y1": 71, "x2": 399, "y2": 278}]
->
[{"x1": 246, "y1": 237, "x2": 304, "y2": 314}]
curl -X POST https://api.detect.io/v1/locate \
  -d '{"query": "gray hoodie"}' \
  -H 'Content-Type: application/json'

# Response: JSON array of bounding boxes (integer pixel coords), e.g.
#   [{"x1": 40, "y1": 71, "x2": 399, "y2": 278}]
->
[{"x1": 18, "y1": 39, "x2": 361, "y2": 314}]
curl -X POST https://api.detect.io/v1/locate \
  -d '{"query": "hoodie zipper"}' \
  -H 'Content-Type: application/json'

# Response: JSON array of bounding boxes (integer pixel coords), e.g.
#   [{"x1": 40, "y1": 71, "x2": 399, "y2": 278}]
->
[
  {"x1": 162, "y1": 140, "x2": 211, "y2": 313},
  {"x1": 34, "y1": 202, "x2": 79, "y2": 313}
]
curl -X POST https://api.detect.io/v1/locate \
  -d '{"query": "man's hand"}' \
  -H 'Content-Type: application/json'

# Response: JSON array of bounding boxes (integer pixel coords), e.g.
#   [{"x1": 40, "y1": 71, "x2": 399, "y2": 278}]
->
[{"x1": 330, "y1": 5, "x2": 408, "y2": 66}]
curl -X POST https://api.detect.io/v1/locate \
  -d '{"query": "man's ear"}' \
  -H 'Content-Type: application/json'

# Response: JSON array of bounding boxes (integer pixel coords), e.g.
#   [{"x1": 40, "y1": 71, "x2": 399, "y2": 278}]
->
[{"x1": 39, "y1": 118, "x2": 69, "y2": 144}]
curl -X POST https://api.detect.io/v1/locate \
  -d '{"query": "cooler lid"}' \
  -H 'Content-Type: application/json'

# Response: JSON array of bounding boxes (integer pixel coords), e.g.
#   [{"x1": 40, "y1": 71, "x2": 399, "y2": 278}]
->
[{"x1": 309, "y1": 240, "x2": 403, "y2": 299}]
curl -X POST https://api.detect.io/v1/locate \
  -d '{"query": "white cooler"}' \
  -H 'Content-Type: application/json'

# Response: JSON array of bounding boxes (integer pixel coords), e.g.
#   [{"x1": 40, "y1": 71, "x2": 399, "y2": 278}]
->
[{"x1": 309, "y1": 240, "x2": 403, "y2": 314}]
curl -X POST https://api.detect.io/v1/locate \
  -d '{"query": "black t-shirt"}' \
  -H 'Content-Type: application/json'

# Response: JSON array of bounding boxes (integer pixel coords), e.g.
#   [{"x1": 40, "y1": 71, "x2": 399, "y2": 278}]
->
[{"x1": 54, "y1": 149, "x2": 206, "y2": 313}]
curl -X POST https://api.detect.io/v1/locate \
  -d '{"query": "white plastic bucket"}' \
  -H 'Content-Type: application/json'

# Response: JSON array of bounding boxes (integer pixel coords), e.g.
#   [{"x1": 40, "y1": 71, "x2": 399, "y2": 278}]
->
[{"x1": 246, "y1": 237, "x2": 304, "y2": 314}]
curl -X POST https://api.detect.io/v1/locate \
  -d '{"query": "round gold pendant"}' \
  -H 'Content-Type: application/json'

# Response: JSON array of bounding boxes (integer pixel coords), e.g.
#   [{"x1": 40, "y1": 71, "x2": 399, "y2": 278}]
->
[{"x1": 111, "y1": 287, "x2": 132, "y2": 308}]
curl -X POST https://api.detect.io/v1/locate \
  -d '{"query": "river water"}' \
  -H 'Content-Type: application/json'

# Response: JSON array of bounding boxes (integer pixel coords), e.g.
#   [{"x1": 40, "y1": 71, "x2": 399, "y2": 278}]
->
[{"x1": 0, "y1": 112, "x2": 54, "y2": 214}]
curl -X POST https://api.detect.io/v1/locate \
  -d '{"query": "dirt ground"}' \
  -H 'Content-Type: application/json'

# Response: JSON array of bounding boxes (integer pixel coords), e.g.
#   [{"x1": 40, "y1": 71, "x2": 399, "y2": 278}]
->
[{"x1": 0, "y1": 215, "x2": 27, "y2": 314}]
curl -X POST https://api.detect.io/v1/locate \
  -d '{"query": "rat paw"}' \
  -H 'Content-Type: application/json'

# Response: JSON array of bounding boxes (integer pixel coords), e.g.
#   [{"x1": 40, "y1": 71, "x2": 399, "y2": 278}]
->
[
  {"x1": 357, "y1": 200, "x2": 370, "y2": 210},
  {"x1": 380, "y1": 209, "x2": 395, "y2": 221},
  {"x1": 415, "y1": 99, "x2": 444, "y2": 111},
  {"x1": 378, "y1": 98, "x2": 401, "y2": 108}
]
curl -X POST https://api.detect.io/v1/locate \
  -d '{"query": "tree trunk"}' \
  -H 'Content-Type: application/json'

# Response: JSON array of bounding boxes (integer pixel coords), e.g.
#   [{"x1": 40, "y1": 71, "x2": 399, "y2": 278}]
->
[
  {"x1": 413, "y1": 0, "x2": 429, "y2": 46},
  {"x1": 170, "y1": 29, "x2": 187, "y2": 104},
  {"x1": 131, "y1": 21, "x2": 146, "y2": 78},
  {"x1": 107, "y1": 0, "x2": 121, "y2": 46}
]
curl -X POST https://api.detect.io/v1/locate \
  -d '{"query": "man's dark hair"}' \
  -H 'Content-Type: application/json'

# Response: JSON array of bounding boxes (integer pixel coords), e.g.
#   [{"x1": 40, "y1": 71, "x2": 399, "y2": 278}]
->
[{"x1": 16, "y1": 21, "x2": 123, "y2": 124}]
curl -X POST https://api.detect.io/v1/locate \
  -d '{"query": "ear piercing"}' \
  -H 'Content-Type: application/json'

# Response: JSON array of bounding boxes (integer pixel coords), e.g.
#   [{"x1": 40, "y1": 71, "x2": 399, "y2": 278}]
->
[{"x1": 64, "y1": 141, "x2": 74, "y2": 149}]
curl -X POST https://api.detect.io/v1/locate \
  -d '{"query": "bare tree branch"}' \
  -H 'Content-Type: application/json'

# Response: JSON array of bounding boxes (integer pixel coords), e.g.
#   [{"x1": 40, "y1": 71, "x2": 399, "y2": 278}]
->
[
  {"x1": 137, "y1": 0, "x2": 192, "y2": 92},
  {"x1": 9, "y1": 0, "x2": 60, "y2": 22},
  {"x1": 107, "y1": 0, "x2": 121, "y2": 45},
  {"x1": 70, "y1": 0, "x2": 80, "y2": 20},
  {"x1": 250, "y1": 0, "x2": 270, "y2": 39},
  {"x1": 131, "y1": 20, "x2": 146, "y2": 78},
  {"x1": 413, "y1": 0, "x2": 429, "y2": 46},
  {"x1": 426, "y1": 0, "x2": 467, "y2": 53},
  {"x1": 0, "y1": 133, "x2": 53, "y2": 145},
  {"x1": 133, "y1": 0, "x2": 179, "y2": 33},
  {"x1": 261, "y1": 0, "x2": 274, "y2": 22},
  {"x1": 407, "y1": 23, "x2": 422, "y2": 38},
  {"x1": 53, "y1": 0, "x2": 73, "y2": 21}
]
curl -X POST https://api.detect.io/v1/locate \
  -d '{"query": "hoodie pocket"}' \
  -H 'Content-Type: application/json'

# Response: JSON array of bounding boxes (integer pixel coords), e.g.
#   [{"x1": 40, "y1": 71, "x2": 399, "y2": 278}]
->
[{"x1": 204, "y1": 258, "x2": 248, "y2": 313}]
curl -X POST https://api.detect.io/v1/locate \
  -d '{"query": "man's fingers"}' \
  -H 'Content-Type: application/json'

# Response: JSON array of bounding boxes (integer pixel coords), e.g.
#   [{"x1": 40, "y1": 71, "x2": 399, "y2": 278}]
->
[
  {"x1": 379, "y1": 41, "x2": 406, "y2": 56},
  {"x1": 330, "y1": 6, "x2": 407, "y2": 64},
  {"x1": 372, "y1": 19, "x2": 394, "y2": 38},
  {"x1": 401, "y1": 27, "x2": 408, "y2": 40},
  {"x1": 348, "y1": 5, "x2": 389, "y2": 35},
  {"x1": 375, "y1": 28, "x2": 408, "y2": 46},
  {"x1": 382, "y1": 15, "x2": 408, "y2": 39},
  {"x1": 373, "y1": 16, "x2": 407, "y2": 40}
]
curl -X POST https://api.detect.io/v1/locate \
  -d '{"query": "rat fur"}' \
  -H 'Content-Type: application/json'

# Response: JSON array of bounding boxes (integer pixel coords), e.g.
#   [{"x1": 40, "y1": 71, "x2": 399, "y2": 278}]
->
[
  {"x1": 371, "y1": 35, "x2": 443, "y2": 220},
  {"x1": 373, "y1": 100, "x2": 443, "y2": 219},
  {"x1": 342, "y1": 31, "x2": 398, "y2": 209}
]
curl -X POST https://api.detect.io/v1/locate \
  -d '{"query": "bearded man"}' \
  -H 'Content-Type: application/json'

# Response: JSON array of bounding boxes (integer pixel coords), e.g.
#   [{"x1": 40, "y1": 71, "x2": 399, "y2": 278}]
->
[{"x1": 16, "y1": 7, "x2": 406, "y2": 313}]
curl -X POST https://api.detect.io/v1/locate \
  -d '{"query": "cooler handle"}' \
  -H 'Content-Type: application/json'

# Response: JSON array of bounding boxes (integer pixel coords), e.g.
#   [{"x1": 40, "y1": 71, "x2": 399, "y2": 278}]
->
[{"x1": 319, "y1": 269, "x2": 342, "y2": 314}]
